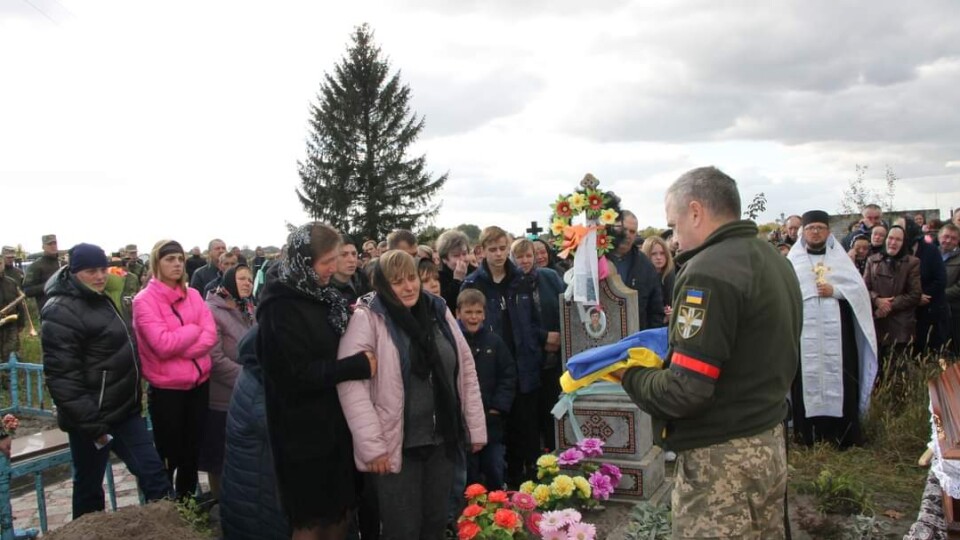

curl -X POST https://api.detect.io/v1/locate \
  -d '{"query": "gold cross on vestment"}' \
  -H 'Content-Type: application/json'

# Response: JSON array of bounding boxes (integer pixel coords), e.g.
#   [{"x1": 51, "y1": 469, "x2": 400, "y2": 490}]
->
[{"x1": 813, "y1": 262, "x2": 830, "y2": 285}]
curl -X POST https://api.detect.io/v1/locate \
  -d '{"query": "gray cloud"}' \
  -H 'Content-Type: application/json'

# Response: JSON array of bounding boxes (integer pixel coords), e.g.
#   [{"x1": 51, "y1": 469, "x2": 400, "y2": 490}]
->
[
  {"x1": 565, "y1": 1, "x2": 960, "y2": 149},
  {"x1": 408, "y1": 68, "x2": 544, "y2": 136}
]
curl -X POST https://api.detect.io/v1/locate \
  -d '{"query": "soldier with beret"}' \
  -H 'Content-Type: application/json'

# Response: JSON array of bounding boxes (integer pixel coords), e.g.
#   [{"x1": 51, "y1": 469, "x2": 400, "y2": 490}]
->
[{"x1": 23, "y1": 234, "x2": 63, "y2": 312}]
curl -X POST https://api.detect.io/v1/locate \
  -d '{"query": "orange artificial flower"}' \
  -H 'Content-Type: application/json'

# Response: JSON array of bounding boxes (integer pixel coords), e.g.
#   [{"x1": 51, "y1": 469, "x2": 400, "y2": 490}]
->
[
  {"x1": 488, "y1": 490, "x2": 508, "y2": 504},
  {"x1": 464, "y1": 484, "x2": 487, "y2": 499},
  {"x1": 493, "y1": 508, "x2": 521, "y2": 530},
  {"x1": 461, "y1": 504, "x2": 484, "y2": 519},
  {"x1": 458, "y1": 520, "x2": 481, "y2": 540}
]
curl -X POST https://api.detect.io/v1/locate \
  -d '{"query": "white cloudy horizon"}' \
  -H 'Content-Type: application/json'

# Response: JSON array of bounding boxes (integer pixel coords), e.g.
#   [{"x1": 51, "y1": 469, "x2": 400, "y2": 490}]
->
[{"x1": 2, "y1": 0, "x2": 958, "y2": 253}]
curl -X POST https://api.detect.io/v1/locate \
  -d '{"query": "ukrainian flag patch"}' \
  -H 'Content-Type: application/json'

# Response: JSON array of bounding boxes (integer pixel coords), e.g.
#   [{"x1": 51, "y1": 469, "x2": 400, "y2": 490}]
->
[{"x1": 685, "y1": 289, "x2": 704, "y2": 305}]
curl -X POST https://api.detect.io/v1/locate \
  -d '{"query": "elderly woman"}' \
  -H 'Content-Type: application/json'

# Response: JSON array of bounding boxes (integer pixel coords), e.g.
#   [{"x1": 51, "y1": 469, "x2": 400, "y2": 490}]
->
[
  {"x1": 863, "y1": 225, "x2": 921, "y2": 380},
  {"x1": 201, "y1": 264, "x2": 255, "y2": 499},
  {"x1": 337, "y1": 250, "x2": 486, "y2": 540},
  {"x1": 642, "y1": 236, "x2": 676, "y2": 325},
  {"x1": 257, "y1": 223, "x2": 376, "y2": 540},
  {"x1": 133, "y1": 240, "x2": 218, "y2": 500}
]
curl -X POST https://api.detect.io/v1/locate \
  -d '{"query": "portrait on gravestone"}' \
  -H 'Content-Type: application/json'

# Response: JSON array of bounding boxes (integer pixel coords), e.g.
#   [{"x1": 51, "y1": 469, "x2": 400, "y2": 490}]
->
[{"x1": 585, "y1": 306, "x2": 607, "y2": 338}]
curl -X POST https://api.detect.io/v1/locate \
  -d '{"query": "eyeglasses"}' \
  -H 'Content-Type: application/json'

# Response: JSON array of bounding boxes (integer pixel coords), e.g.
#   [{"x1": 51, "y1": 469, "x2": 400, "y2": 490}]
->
[{"x1": 804, "y1": 225, "x2": 829, "y2": 232}]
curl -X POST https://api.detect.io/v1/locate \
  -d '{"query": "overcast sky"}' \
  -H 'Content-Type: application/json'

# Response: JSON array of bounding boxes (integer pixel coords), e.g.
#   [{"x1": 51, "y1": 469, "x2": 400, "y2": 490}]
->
[{"x1": 2, "y1": 0, "x2": 959, "y2": 253}]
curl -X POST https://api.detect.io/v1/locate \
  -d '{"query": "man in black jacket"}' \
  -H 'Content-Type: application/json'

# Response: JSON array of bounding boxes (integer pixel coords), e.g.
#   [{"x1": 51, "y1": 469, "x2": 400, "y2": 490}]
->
[
  {"x1": 190, "y1": 238, "x2": 226, "y2": 292},
  {"x1": 607, "y1": 210, "x2": 665, "y2": 330},
  {"x1": 41, "y1": 243, "x2": 171, "y2": 519}
]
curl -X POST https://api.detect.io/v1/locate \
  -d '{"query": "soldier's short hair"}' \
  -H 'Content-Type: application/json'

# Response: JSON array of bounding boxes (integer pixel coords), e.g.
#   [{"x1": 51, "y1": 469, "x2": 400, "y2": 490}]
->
[{"x1": 666, "y1": 166, "x2": 741, "y2": 220}]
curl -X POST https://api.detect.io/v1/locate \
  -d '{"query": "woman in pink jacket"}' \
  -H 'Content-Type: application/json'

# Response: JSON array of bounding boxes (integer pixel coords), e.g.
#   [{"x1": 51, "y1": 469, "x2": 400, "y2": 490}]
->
[
  {"x1": 133, "y1": 239, "x2": 218, "y2": 499},
  {"x1": 338, "y1": 250, "x2": 487, "y2": 540}
]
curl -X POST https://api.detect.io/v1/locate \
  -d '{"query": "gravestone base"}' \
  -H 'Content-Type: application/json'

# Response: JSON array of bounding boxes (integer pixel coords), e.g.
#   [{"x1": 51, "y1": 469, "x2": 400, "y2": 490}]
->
[{"x1": 554, "y1": 388, "x2": 665, "y2": 502}]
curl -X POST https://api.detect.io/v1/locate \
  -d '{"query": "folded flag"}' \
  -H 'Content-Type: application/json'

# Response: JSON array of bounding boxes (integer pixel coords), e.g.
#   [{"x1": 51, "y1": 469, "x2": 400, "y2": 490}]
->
[
  {"x1": 564, "y1": 326, "x2": 668, "y2": 380},
  {"x1": 559, "y1": 327, "x2": 669, "y2": 393},
  {"x1": 560, "y1": 347, "x2": 665, "y2": 393}
]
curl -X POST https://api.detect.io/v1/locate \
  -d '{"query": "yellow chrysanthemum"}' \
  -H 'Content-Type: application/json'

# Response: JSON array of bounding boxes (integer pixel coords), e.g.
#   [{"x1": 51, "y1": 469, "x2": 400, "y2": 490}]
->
[
  {"x1": 568, "y1": 193, "x2": 587, "y2": 211},
  {"x1": 519, "y1": 481, "x2": 535, "y2": 494},
  {"x1": 573, "y1": 476, "x2": 592, "y2": 498},
  {"x1": 533, "y1": 484, "x2": 552, "y2": 506},
  {"x1": 599, "y1": 208, "x2": 619, "y2": 225},
  {"x1": 551, "y1": 475, "x2": 576, "y2": 498},
  {"x1": 537, "y1": 454, "x2": 558, "y2": 469},
  {"x1": 550, "y1": 219, "x2": 567, "y2": 236}
]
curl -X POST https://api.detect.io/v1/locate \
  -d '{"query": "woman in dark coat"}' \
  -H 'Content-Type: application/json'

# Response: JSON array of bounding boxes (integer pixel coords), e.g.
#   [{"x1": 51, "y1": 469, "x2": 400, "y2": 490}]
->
[
  {"x1": 863, "y1": 225, "x2": 922, "y2": 379},
  {"x1": 220, "y1": 325, "x2": 290, "y2": 540},
  {"x1": 256, "y1": 222, "x2": 376, "y2": 540}
]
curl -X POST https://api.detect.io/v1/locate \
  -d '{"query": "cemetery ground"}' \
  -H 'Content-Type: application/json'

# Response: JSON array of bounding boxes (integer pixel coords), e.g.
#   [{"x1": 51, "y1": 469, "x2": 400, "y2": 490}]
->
[{"x1": 7, "y1": 309, "x2": 935, "y2": 539}]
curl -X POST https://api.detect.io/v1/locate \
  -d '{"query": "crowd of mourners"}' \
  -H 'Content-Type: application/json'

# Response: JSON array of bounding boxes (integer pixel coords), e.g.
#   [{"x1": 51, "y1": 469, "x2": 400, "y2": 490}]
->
[{"x1": 0, "y1": 198, "x2": 957, "y2": 540}]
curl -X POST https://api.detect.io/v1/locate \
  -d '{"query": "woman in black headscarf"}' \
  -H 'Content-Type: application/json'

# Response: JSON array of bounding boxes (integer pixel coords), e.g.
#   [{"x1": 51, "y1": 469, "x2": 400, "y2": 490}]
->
[
  {"x1": 863, "y1": 225, "x2": 921, "y2": 380},
  {"x1": 256, "y1": 223, "x2": 377, "y2": 540},
  {"x1": 201, "y1": 264, "x2": 255, "y2": 499}
]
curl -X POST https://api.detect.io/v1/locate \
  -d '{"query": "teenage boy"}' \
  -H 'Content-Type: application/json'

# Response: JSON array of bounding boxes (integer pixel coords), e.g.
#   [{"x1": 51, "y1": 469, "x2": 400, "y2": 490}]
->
[{"x1": 457, "y1": 289, "x2": 516, "y2": 489}]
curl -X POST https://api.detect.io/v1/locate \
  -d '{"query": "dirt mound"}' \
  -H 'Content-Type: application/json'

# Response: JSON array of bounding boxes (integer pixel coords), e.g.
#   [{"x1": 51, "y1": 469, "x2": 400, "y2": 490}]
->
[{"x1": 42, "y1": 500, "x2": 208, "y2": 540}]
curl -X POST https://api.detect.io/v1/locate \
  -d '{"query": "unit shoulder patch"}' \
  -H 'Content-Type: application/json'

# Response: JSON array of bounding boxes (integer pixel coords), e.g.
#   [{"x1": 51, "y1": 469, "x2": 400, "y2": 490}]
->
[{"x1": 677, "y1": 305, "x2": 705, "y2": 339}]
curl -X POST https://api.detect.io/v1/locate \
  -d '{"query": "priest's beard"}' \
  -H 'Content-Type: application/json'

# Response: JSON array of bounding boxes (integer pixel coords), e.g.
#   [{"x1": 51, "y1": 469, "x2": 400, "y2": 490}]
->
[{"x1": 806, "y1": 240, "x2": 826, "y2": 251}]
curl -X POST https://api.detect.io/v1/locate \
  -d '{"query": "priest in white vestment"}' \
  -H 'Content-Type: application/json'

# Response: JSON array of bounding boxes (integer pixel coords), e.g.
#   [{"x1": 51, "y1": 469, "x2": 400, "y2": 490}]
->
[{"x1": 787, "y1": 210, "x2": 878, "y2": 448}]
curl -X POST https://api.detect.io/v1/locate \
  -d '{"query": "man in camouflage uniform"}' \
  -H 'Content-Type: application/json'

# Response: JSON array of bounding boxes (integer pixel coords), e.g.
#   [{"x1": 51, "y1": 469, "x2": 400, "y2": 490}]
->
[
  {"x1": 0, "y1": 255, "x2": 26, "y2": 362},
  {"x1": 617, "y1": 167, "x2": 802, "y2": 539},
  {"x1": 23, "y1": 234, "x2": 63, "y2": 312},
  {"x1": 2, "y1": 246, "x2": 23, "y2": 286},
  {"x1": 121, "y1": 244, "x2": 146, "y2": 298}
]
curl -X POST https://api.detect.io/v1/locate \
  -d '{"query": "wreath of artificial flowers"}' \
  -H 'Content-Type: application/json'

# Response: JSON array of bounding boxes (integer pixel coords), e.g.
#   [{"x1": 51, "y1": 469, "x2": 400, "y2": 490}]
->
[{"x1": 549, "y1": 173, "x2": 620, "y2": 259}]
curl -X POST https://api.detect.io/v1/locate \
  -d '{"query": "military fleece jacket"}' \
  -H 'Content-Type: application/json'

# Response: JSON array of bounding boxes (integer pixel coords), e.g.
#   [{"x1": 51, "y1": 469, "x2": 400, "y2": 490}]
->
[{"x1": 622, "y1": 220, "x2": 802, "y2": 451}]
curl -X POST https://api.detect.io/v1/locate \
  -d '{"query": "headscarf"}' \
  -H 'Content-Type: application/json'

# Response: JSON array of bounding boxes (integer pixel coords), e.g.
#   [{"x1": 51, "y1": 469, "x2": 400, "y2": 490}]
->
[
  {"x1": 278, "y1": 224, "x2": 349, "y2": 335},
  {"x1": 371, "y1": 262, "x2": 463, "y2": 452},
  {"x1": 883, "y1": 225, "x2": 908, "y2": 262},
  {"x1": 216, "y1": 264, "x2": 255, "y2": 323}
]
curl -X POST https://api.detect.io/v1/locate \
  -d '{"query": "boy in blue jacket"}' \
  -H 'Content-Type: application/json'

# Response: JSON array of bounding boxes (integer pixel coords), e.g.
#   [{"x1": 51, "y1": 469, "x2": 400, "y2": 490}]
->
[{"x1": 457, "y1": 288, "x2": 517, "y2": 489}]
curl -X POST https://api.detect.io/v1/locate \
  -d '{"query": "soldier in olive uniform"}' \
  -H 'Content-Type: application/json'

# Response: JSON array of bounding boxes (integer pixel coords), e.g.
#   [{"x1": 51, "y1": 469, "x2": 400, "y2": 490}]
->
[
  {"x1": 23, "y1": 234, "x2": 63, "y2": 312},
  {"x1": 2, "y1": 246, "x2": 23, "y2": 286},
  {"x1": 121, "y1": 244, "x2": 146, "y2": 299},
  {"x1": 616, "y1": 167, "x2": 802, "y2": 539},
  {"x1": 0, "y1": 256, "x2": 26, "y2": 362}
]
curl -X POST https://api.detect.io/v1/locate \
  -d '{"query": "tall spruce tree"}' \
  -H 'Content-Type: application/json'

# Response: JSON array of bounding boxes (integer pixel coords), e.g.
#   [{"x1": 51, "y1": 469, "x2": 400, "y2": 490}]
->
[{"x1": 297, "y1": 24, "x2": 447, "y2": 241}]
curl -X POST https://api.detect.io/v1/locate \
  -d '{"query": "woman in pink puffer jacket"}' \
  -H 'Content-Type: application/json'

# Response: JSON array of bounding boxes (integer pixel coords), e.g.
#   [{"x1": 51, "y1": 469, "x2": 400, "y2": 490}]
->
[{"x1": 133, "y1": 239, "x2": 217, "y2": 499}]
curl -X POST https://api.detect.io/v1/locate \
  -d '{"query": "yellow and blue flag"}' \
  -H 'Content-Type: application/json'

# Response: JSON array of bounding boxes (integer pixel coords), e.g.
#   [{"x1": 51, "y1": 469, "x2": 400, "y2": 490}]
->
[{"x1": 685, "y1": 289, "x2": 704, "y2": 305}]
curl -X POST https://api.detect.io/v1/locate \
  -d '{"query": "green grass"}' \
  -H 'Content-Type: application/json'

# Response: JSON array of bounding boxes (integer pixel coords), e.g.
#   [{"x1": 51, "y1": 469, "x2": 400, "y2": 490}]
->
[{"x1": 788, "y1": 349, "x2": 937, "y2": 516}]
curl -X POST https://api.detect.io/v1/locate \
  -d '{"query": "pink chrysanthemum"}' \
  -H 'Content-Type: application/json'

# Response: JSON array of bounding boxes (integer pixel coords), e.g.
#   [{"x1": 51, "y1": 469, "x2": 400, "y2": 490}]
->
[
  {"x1": 557, "y1": 448, "x2": 585, "y2": 466},
  {"x1": 566, "y1": 522, "x2": 597, "y2": 540},
  {"x1": 576, "y1": 438, "x2": 605, "y2": 457},
  {"x1": 538, "y1": 510, "x2": 566, "y2": 533}
]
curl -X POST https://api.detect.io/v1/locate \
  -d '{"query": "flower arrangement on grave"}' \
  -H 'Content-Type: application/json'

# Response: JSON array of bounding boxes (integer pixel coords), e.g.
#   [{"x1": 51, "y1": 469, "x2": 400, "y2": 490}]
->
[
  {"x1": 457, "y1": 484, "x2": 543, "y2": 540},
  {"x1": 537, "y1": 508, "x2": 597, "y2": 540},
  {"x1": 549, "y1": 174, "x2": 619, "y2": 260},
  {"x1": 517, "y1": 438, "x2": 621, "y2": 511},
  {"x1": 457, "y1": 483, "x2": 602, "y2": 540},
  {"x1": 1, "y1": 413, "x2": 19, "y2": 437}
]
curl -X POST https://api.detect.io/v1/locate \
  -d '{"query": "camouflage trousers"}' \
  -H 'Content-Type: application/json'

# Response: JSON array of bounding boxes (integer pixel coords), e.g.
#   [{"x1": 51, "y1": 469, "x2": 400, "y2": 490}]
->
[{"x1": 672, "y1": 424, "x2": 787, "y2": 539}]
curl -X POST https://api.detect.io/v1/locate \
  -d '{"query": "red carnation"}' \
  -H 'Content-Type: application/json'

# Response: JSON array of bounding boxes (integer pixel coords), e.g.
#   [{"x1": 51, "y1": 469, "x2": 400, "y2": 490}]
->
[
  {"x1": 493, "y1": 508, "x2": 520, "y2": 530},
  {"x1": 464, "y1": 484, "x2": 487, "y2": 499},
  {"x1": 488, "y1": 490, "x2": 508, "y2": 504},
  {"x1": 458, "y1": 520, "x2": 481, "y2": 540},
  {"x1": 526, "y1": 512, "x2": 543, "y2": 536},
  {"x1": 461, "y1": 503, "x2": 484, "y2": 519}
]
